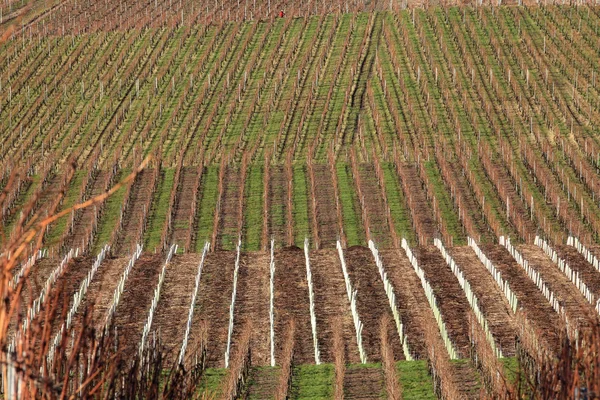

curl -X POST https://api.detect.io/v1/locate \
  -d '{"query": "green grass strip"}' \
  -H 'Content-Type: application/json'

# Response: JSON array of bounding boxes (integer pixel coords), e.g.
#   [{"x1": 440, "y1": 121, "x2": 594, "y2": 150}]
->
[
  {"x1": 194, "y1": 165, "x2": 219, "y2": 252},
  {"x1": 197, "y1": 368, "x2": 226, "y2": 398},
  {"x1": 290, "y1": 363, "x2": 334, "y2": 399},
  {"x1": 336, "y1": 163, "x2": 363, "y2": 246},
  {"x1": 397, "y1": 360, "x2": 436, "y2": 399},
  {"x1": 45, "y1": 171, "x2": 86, "y2": 247},
  {"x1": 144, "y1": 168, "x2": 175, "y2": 252},
  {"x1": 92, "y1": 170, "x2": 128, "y2": 254},
  {"x1": 381, "y1": 162, "x2": 416, "y2": 246}
]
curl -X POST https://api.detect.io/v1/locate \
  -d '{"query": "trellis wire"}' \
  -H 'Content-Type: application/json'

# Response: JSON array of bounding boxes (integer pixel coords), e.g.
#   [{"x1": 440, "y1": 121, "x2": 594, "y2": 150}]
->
[
  {"x1": 47, "y1": 245, "x2": 110, "y2": 365},
  {"x1": 368, "y1": 240, "x2": 412, "y2": 360},
  {"x1": 139, "y1": 244, "x2": 177, "y2": 359},
  {"x1": 224, "y1": 238, "x2": 242, "y2": 368},
  {"x1": 336, "y1": 240, "x2": 367, "y2": 364},
  {"x1": 468, "y1": 237, "x2": 518, "y2": 313},
  {"x1": 434, "y1": 239, "x2": 502, "y2": 358},
  {"x1": 401, "y1": 238, "x2": 458, "y2": 360},
  {"x1": 178, "y1": 241, "x2": 210, "y2": 366},
  {"x1": 304, "y1": 238, "x2": 321, "y2": 365}
]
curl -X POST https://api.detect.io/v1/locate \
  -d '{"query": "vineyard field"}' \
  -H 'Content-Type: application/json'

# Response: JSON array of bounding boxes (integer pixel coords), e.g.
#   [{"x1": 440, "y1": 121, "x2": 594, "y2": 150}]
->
[{"x1": 3, "y1": 1, "x2": 600, "y2": 398}]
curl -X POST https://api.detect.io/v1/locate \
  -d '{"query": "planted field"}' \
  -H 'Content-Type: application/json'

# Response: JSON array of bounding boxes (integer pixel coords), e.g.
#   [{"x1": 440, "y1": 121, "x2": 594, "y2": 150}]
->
[{"x1": 3, "y1": 1, "x2": 600, "y2": 398}]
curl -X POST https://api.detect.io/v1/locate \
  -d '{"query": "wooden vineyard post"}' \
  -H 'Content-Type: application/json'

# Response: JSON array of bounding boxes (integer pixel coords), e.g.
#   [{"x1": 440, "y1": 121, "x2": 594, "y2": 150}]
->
[
  {"x1": 380, "y1": 315, "x2": 401, "y2": 400},
  {"x1": 423, "y1": 316, "x2": 462, "y2": 400},
  {"x1": 349, "y1": 148, "x2": 371, "y2": 243},
  {"x1": 328, "y1": 147, "x2": 347, "y2": 248},
  {"x1": 285, "y1": 149, "x2": 294, "y2": 247},
  {"x1": 306, "y1": 145, "x2": 320, "y2": 249},
  {"x1": 274, "y1": 319, "x2": 296, "y2": 400},
  {"x1": 467, "y1": 314, "x2": 512, "y2": 397},
  {"x1": 236, "y1": 154, "x2": 249, "y2": 243},
  {"x1": 261, "y1": 151, "x2": 271, "y2": 251},
  {"x1": 372, "y1": 149, "x2": 399, "y2": 248},
  {"x1": 220, "y1": 321, "x2": 252, "y2": 400},
  {"x1": 333, "y1": 318, "x2": 345, "y2": 400},
  {"x1": 211, "y1": 156, "x2": 227, "y2": 250}
]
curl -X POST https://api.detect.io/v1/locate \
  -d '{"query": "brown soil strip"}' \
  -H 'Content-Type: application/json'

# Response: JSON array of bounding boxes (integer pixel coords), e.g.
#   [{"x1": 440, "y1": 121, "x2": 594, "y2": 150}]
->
[
  {"x1": 518, "y1": 245, "x2": 597, "y2": 328},
  {"x1": 190, "y1": 251, "x2": 235, "y2": 368},
  {"x1": 448, "y1": 247, "x2": 517, "y2": 356},
  {"x1": 112, "y1": 253, "x2": 163, "y2": 356},
  {"x1": 83, "y1": 257, "x2": 129, "y2": 326},
  {"x1": 170, "y1": 167, "x2": 200, "y2": 250},
  {"x1": 585, "y1": 245, "x2": 600, "y2": 261},
  {"x1": 344, "y1": 246, "x2": 402, "y2": 361},
  {"x1": 343, "y1": 366, "x2": 385, "y2": 399},
  {"x1": 450, "y1": 360, "x2": 483, "y2": 399},
  {"x1": 309, "y1": 249, "x2": 360, "y2": 363},
  {"x1": 480, "y1": 244, "x2": 562, "y2": 352},
  {"x1": 274, "y1": 246, "x2": 314, "y2": 365},
  {"x1": 448, "y1": 161, "x2": 495, "y2": 244},
  {"x1": 48, "y1": 257, "x2": 94, "y2": 333},
  {"x1": 554, "y1": 245, "x2": 600, "y2": 302},
  {"x1": 217, "y1": 166, "x2": 241, "y2": 250},
  {"x1": 415, "y1": 246, "x2": 472, "y2": 358},
  {"x1": 228, "y1": 252, "x2": 270, "y2": 366},
  {"x1": 63, "y1": 170, "x2": 108, "y2": 251},
  {"x1": 358, "y1": 164, "x2": 392, "y2": 248},
  {"x1": 114, "y1": 169, "x2": 155, "y2": 256},
  {"x1": 244, "y1": 367, "x2": 280, "y2": 399},
  {"x1": 152, "y1": 254, "x2": 201, "y2": 361},
  {"x1": 378, "y1": 249, "x2": 428, "y2": 358},
  {"x1": 313, "y1": 164, "x2": 340, "y2": 248},
  {"x1": 399, "y1": 164, "x2": 438, "y2": 242}
]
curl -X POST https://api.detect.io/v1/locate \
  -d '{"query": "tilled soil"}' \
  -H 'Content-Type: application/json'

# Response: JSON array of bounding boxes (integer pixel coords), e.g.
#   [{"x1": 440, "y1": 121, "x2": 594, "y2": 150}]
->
[
  {"x1": 343, "y1": 366, "x2": 385, "y2": 399},
  {"x1": 114, "y1": 169, "x2": 156, "y2": 256},
  {"x1": 398, "y1": 164, "x2": 438, "y2": 242},
  {"x1": 416, "y1": 245, "x2": 472, "y2": 358},
  {"x1": 48, "y1": 257, "x2": 94, "y2": 334},
  {"x1": 152, "y1": 254, "x2": 201, "y2": 361},
  {"x1": 170, "y1": 167, "x2": 201, "y2": 250},
  {"x1": 450, "y1": 360, "x2": 483, "y2": 399},
  {"x1": 449, "y1": 246, "x2": 517, "y2": 356},
  {"x1": 344, "y1": 246, "x2": 402, "y2": 361},
  {"x1": 448, "y1": 161, "x2": 495, "y2": 244},
  {"x1": 518, "y1": 245, "x2": 597, "y2": 328},
  {"x1": 63, "y1": 171, "x2": 108, "y2": 251},
  {"x1": 274, "y1": 246, "x2": 314, "y2": 365},
  {"x1": 313, "y1": 165, "x2": 340, "y2": 248},
  {"x1": 358, "y1": 164, "x2": 392, "y2": 248},
  {"x1": 86, "y1": 257, "x2": 130, "y2": 326},
  {"x1": 309, "y1": 249, "x2": 361, "y2": 363},
  {"x1": 244, "y1": 367, "x2": 280, "y2": 399},
  {"x1": 481, "y1": 245, "x2": 562, "y2": 352},
  {"x1": 228, "y1": 252, "x2": 270, "y2": 366},
  {"x1": 378, "y1": 249, "x2": 428, "y2": 358},
  {"x1": 112, "y1": 253, "x2": 164, "y2": 356},
  {"x1": 191, "y1": 251, "x2": 235, "y2": 368},
  {"x1": 554, "y1": 245, "x2": 600, "y2": 303},
  {"x1": 217, "y1": 166, "x2": 242, "y2": 250}
]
